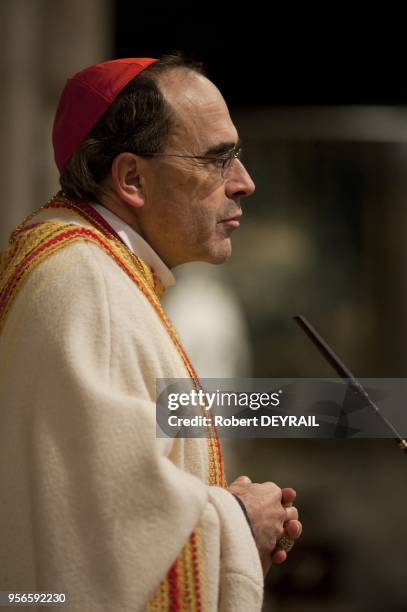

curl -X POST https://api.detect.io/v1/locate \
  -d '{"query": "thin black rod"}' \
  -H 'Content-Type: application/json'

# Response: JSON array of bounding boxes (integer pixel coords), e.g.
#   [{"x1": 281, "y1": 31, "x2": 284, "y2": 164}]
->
[{"x1": 294, "y1": 315, "x2": 407, "y2": 453}]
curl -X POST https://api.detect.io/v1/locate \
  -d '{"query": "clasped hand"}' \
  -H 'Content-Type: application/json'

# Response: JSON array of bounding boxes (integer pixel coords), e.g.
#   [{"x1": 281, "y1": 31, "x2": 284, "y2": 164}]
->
[{"x1": 228, "y1": 475, "x2": 302, "y2": 576}]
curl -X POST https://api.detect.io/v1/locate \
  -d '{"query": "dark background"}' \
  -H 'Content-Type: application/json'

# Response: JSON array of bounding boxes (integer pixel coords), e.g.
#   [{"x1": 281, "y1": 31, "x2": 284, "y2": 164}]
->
[{"x1": 115, "y1": 4, "x2": 406, "y2": 106}]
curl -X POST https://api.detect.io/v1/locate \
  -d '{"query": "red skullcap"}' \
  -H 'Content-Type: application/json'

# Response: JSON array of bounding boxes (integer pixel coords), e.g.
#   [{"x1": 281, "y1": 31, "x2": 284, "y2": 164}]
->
[{"x1": 52, "y1": 57, "x2": 158, "y2": 171}]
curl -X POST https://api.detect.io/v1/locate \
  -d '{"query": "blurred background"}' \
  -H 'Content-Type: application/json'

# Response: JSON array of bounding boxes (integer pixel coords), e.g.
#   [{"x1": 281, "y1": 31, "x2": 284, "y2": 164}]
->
[{"x1": 1, "y1": 2, "x2": 406, "y2": 610}]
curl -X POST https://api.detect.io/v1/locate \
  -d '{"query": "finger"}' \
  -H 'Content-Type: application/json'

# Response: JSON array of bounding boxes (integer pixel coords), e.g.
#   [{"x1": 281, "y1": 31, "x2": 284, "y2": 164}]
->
[
  {"x1": 285, "y1": 520, "x2": 302, "y2": 539},
  {"x1": 233, "y1": 475, "x2": 252, "y2": 484},
  {"x1": 285, "y1": 506, "x2": 299, "y2": 522},
  {"x1": 281, "y1": 487, "x2": 296, "y2": 506},
  {"x1": 270, "y1": 548, "x2": 287, "y2": 564}
]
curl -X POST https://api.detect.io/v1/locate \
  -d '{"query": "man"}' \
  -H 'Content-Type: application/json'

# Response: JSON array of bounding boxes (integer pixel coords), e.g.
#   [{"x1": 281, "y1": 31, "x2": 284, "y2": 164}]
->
[{"x1": 0, "y1": 54, "x2": 301, "y2": 610}]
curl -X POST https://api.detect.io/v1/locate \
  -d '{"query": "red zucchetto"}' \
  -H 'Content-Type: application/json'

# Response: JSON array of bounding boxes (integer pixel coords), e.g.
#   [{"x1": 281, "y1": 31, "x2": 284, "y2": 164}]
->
[{"x1": 52, "y1": 57, "x2": 158, "y2": 171}]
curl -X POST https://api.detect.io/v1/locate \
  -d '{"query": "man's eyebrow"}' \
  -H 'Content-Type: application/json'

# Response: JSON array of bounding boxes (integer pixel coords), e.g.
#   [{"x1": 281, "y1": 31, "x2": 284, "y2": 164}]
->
[{"x1": 203, "y1": 138, "x2": 242, "y2": 156}]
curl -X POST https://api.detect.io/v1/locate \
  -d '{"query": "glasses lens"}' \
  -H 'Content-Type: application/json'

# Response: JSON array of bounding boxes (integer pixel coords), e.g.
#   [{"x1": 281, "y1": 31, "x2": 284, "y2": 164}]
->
[{"x1": 221, "y1": 148, "x2": 242, "y2": 177}]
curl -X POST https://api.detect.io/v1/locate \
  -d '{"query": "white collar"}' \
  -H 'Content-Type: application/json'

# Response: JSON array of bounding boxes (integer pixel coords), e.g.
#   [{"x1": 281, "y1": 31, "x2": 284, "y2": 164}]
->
[{"x1": 90, "y1": 203, "x2": 176, "y2": 290}]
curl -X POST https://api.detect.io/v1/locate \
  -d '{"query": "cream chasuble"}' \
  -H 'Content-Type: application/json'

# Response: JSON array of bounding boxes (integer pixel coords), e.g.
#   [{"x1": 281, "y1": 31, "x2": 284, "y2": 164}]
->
[{"x1": 0, "y1": 195, "x2": 263, "y2": 611}]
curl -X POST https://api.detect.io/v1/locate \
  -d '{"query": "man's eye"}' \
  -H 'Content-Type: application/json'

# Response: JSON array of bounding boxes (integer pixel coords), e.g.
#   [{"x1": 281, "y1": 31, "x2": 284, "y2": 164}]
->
[
  {"x1": 200, "y1": 157, "x2": 224, "y2": 168},
  {"x1": 209, "y1": 155, "x2": 230, "y2": 168}
]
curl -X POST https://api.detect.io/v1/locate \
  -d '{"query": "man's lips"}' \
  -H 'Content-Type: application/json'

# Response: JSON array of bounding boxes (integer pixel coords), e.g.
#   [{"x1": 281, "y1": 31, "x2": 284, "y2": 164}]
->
[{"x1": 219, "y1": 212, "x2": 242, "y2": 229}]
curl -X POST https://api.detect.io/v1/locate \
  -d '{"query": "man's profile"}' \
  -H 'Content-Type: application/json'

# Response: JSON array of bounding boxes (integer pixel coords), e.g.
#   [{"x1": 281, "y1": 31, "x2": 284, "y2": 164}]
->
[{"x1": 0, "y1": 53, "x2": 301, "y2": 611}]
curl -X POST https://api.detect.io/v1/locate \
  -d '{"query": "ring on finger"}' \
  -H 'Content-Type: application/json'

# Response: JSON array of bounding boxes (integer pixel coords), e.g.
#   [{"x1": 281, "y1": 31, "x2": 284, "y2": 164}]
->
[{"x1": 277, "y1": 535, "x2": 295, "y2": 553}]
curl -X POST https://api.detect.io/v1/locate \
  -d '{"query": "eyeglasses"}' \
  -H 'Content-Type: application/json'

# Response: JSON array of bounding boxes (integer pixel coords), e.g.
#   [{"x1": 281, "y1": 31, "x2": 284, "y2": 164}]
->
[{"x1": 139, "y1": 146, "x2": 243, "y2": 178}]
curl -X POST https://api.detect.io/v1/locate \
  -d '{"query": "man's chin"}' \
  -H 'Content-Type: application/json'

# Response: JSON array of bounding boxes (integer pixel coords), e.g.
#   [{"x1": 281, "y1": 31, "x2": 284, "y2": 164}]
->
[
  {"x1": 206, "y1": 240, "x2": 232, "y2": 264},
  {"x1": 180, "y1": 239, "x2": 232, "y2": 266}
]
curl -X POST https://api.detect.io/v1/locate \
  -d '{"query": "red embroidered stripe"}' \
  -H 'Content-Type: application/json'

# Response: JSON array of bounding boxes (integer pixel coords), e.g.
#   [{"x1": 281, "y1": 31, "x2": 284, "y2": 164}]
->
[
  {"x1": 214, "y1": 430, "x2": 224, "y2": 485},
  {"x1": 168, "y1": 561, "x2": 181, "y2": 611},
  {"x1": 190, "y1": 532, "x2": 202, "y2": 612}
]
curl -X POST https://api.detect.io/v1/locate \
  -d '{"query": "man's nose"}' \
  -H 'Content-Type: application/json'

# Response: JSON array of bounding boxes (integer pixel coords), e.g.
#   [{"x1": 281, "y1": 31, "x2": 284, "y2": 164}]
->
[{"x1": 225, "y1": 159, "x2": 255, "y2": 199}]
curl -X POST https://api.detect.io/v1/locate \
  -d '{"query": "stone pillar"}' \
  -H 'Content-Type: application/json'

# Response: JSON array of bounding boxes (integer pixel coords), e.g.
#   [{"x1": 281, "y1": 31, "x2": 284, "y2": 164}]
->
[{"x1": 0, "y1": 0, "x2": 112, "y2": 248}]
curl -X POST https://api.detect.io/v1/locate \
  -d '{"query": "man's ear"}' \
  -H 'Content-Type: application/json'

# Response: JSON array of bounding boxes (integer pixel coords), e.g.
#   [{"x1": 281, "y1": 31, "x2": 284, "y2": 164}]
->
[{"x1": 111, "y1": 153, "x2": 146, "y2": 208}]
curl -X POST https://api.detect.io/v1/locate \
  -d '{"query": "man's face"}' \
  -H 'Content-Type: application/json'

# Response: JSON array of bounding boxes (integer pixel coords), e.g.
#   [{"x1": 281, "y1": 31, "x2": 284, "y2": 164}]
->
[{"x1": 136, "y1": 69, "x2": 255, "y2": 268}]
